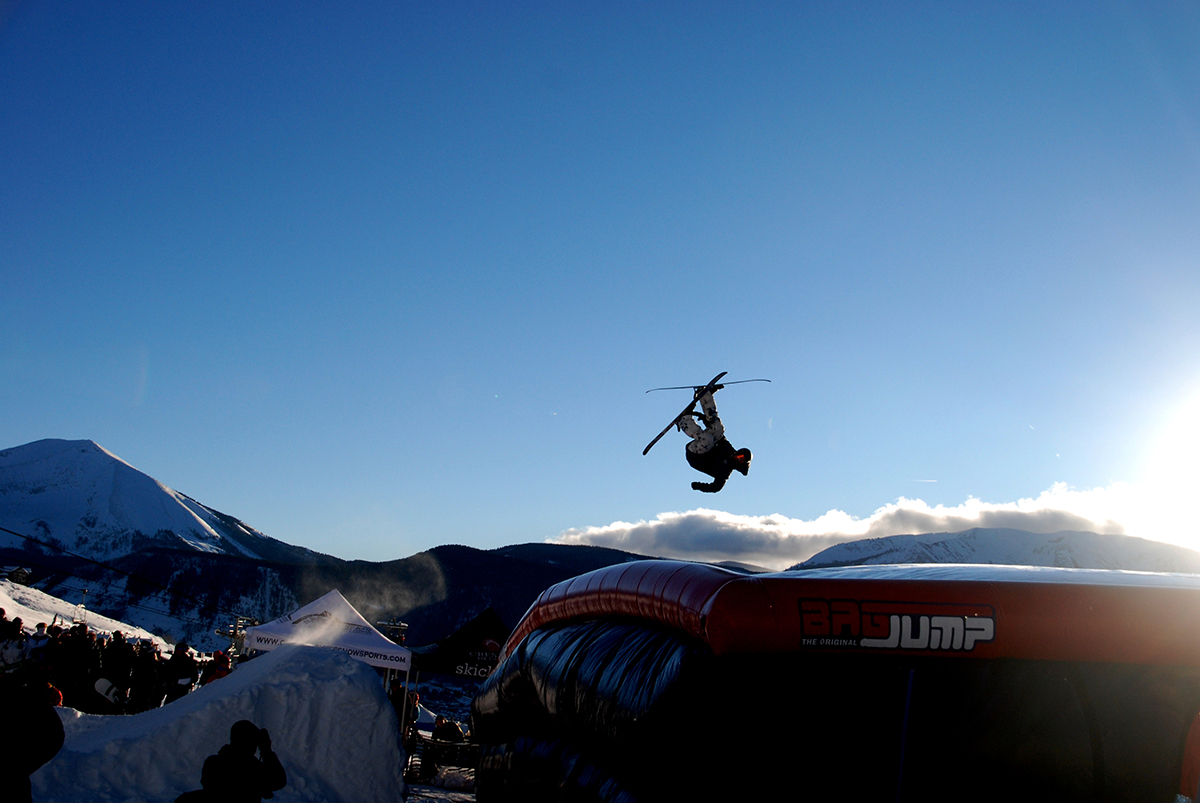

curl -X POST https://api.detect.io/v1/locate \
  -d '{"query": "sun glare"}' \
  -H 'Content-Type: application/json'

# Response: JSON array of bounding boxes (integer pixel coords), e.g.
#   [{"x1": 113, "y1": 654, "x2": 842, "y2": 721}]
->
[{"x1": 1135, "y1": 390, "x2": 1200, "y2": 550}]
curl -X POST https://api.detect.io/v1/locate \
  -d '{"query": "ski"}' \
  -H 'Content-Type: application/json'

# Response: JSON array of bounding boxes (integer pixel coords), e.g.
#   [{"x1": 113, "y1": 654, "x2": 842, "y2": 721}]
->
[
  {"x1": 645, "y1": 378, "x2": 771, "y2": 393},
  {"x1": 642, "y1": 371, "x2": 728, "y2": 456}
]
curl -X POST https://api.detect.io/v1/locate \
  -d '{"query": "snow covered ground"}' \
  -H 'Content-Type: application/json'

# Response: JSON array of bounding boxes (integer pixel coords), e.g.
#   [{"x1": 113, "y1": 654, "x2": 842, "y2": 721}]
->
[
  {"x1": 408, "y1": 780, "x2": 477, "y2": 802},
  {"x1": 0, "y1": 579, "x2": 168, "y2": 649},
  {"x1": 6, "y1": 578, "x2": 480, "y2": 800},
  {"x1": 32, "y1": 645, "x2": 408, "y2": 802},
  {"x1": 410, "y1": 673, "x2": 485, "y2": 730}
]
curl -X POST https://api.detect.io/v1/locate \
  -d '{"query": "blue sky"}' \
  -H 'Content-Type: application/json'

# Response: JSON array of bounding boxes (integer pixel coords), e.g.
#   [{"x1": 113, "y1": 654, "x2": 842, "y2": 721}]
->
[{"x1": 4, "y1": 2, "x2": 1200, "y2": 566}]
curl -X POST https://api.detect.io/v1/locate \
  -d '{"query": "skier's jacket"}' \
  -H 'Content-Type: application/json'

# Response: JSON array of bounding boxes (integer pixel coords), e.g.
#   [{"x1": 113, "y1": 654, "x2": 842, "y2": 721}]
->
[{"x1": 686, "y1": 439, "x2": 739, "y2": 492}]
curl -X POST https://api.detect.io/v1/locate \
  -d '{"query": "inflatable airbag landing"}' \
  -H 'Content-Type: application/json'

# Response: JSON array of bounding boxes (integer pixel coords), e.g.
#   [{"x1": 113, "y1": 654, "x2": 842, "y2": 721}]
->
[
  {"x1": 472, "y1": 619, "x2": 712, "y2": 802},
  {"x1": 474, "y1": 561, "x2": 1200, "y2": 802}
]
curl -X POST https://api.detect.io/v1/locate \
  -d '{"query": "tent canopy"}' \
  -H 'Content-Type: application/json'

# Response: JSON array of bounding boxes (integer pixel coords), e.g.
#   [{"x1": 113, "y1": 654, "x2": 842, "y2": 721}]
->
[{"x1": 245, "y1": 589, "x2": 411, "y2": 671}]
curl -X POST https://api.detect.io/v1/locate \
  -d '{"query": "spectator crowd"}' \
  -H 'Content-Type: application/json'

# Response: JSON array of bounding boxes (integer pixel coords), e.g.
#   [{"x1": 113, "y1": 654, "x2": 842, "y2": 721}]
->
[{"x1": 0, "y1": 607, "x2": 232, "y2": 714}]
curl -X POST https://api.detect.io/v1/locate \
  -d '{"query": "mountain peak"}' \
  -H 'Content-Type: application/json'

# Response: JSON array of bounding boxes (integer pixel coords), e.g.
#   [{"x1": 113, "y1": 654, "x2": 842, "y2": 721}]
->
[
  {"x1": 1, "y1": 437, "x2": 127, "y2": 464},
  {"x1": 0, "y1": 437, "x2": 258, "y2": 561}
]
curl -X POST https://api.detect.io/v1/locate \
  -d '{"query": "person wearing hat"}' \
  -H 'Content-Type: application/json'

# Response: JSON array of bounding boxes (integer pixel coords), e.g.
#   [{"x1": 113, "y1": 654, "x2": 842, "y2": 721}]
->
[
  {"x1": 27, "y1": 623, "x2": 51, "y2": 664},
  {"x1": 200, "y1": 650, "x2": 232, "y2": 685},
  {"x1": 676, "y1": 387, "x2": 752, "y2": 492},
  {"x1": 162, "y1": 642, "x2": 198, "y2": 704}
]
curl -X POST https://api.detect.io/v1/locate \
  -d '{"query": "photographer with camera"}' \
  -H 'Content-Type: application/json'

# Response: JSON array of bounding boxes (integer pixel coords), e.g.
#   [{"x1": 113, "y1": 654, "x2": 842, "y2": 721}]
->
[{"x1": 176, "y1": 719, "x2": 286, "y2": 802}]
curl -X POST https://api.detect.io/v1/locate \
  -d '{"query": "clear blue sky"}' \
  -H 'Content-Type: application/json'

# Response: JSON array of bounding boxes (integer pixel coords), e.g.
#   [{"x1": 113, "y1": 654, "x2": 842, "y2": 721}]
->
[{"x1": 4, "y1": 2, "x2": 1199, "y2": 562}]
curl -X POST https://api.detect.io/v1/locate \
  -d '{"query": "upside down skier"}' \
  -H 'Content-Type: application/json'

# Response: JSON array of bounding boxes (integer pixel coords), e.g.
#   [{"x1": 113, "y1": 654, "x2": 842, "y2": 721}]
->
[{"x1": 677, "y1": 386, "x2": 751, "y2": 493}]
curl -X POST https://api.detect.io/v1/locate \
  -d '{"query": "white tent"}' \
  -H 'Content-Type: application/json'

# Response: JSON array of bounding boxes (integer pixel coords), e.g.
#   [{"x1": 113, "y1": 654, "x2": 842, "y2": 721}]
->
[{"x1": 245, "y1": 589, "x2": 411, "y2": 672}]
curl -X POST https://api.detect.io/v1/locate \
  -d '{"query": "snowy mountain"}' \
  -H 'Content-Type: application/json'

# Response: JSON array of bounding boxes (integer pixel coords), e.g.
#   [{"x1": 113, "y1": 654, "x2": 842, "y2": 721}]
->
[
  {"x1": 0, "y1": 439, "x2": 322, "y2": 564},
  {"x1": 794, "y1": 527, "x2": 1200, "y2": 573},
  {"x1": 18, "y1": 438, "x2": 1195, "y2": 658},
  {"x1": 0, "y1": 439, "x2": 646, "y2": 651}
]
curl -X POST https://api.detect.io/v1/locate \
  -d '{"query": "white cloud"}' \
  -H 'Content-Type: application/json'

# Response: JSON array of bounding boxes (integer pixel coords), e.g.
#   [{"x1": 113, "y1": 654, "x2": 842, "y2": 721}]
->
[
  {"x1": 554, "y1": 482, "x2": 1149, "y2": 571},
  {"x1": 557, "y1": 386, "x2": 1200, "y2": 571}
]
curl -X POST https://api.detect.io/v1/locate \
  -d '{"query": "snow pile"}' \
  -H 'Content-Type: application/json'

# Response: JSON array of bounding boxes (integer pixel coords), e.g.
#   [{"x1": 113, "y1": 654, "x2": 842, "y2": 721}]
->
[
  {"x1": 0, "y1": 579, "x2": 168, "y2": 648},
  {"x1": 408, "y1": 785, "x2": 476, "y2": 802},
  {"x1": 431, "y1": 766, "x2": 476, "y2": 791},
  {"x1": 32, "y1": 644, "x2": 406, "y2": 803}
]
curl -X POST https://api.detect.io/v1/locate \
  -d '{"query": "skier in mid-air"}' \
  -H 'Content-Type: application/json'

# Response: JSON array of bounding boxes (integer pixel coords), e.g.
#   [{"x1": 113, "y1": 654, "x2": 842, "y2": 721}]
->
[{"x1": 677, "y1": 385, "x2": 751, "y2": 492}]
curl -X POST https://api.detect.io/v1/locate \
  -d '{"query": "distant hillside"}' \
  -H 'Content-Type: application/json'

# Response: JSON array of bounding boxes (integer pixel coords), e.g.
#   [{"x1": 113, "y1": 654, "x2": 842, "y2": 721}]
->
[
  {"x1": 11, "y1": 439, "x2": 1199, "y2": 653},
  {"x1": 793, "y1": 527, "x2": 1200, "y2": 573},
  {"x1": 0, "y1": 439, "x2": 646, "y2": 649}
]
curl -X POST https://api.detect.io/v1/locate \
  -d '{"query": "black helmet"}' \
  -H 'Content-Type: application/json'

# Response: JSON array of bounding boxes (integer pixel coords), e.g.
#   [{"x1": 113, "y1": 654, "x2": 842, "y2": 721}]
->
[{"x1": 732, "y1": 448, "x2": 751, "y2": 475}]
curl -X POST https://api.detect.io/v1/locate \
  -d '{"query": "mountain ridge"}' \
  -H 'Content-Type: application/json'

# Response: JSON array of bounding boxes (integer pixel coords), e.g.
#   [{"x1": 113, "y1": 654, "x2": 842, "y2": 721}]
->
[
  {"x1": 0, "y1": 439, "x2": 651, "y2": 649},
  {"x1": 793, "y1": 526, "x2": 1200, "y2": 573},
  {"x1": 7, "y1": 438, "x2": 1200, "y2": 652},
  {"x1": 0, "y1": 438, "x2": 327, "y2": 564}
]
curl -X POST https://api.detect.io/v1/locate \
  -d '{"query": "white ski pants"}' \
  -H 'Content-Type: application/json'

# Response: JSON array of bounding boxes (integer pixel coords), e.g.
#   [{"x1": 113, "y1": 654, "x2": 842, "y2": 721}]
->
[{"x1": 678, "y1": 392, "x2": 724, "y2": 455}]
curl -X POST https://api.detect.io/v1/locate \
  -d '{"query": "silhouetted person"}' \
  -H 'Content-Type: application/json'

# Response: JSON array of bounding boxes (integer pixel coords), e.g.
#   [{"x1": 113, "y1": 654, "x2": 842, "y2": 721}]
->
[
  {"x1": 102, "y1": 630, "x2": 136, "y2": 693},
  {"x1": 162, "y1": 642, "x2": 198, "y2": 704},
  {"x1": 0, "y1": 674, "x2": 65, "y2": 803},
  {"x1": 27, "y1": 622, "x2": 51, "y2": 664},
  {"x1": 432, "y1": 714, "x2": 465, "y2": 742},
  {"x1": 201, "y1": 720, "x2": 286, "y2": 802}
]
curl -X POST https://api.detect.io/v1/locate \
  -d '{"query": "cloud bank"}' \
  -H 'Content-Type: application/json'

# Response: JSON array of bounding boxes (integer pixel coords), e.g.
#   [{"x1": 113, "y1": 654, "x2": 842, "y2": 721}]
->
[{"x1": 555, "y1": 482, "x2": 1149, "y2": 571}]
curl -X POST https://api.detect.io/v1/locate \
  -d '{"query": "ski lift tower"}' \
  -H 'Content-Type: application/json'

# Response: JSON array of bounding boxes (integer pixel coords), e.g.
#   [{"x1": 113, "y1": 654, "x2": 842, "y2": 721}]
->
[
  {"x1": 72, "y1": 588, "x2": 88, "y2": 626},
  {"x1": 216, "y1": 616, "x2": 258, "y2": 663},
  {"x1": 376, "y1": 617, "x2": 409, "y2": 646}
]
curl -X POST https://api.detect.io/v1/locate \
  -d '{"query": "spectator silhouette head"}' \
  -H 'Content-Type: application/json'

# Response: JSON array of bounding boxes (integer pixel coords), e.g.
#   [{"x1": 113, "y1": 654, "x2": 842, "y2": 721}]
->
[{"x1": 230, "y1": 719, "x2": 261, "y2": 753}]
